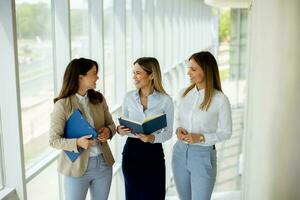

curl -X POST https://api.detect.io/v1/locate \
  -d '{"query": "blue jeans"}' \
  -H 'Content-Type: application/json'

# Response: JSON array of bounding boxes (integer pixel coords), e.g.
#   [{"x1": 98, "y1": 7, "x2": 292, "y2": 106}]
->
[
  {"x1": 172, "y1": 141, "x2": 217, "y2": 200},
  {"x1": 64, "y1": 154, "x2": 112, "y2": 200}
]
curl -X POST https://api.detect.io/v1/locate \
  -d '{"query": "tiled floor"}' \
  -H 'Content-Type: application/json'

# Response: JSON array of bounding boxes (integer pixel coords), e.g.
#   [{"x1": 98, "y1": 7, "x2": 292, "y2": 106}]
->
[{"x1": 166, "y1": 178, "x2": 241, "y2": 200}]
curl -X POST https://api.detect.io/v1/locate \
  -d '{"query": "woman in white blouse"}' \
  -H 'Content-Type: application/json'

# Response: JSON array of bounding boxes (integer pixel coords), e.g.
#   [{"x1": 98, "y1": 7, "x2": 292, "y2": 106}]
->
[
  {"x1": 117, "y1": 57, "x2": 174, "y2": 200},
  {"x1": 172, "y1": 51, "x2": 232, "y2": 200}
]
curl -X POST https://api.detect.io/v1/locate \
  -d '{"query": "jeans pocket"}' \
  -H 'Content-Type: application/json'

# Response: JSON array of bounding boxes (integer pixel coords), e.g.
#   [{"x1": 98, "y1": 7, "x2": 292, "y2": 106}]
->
[
  {"x1": 210, "y1": 150, "x2": 217, "y2": 168},
  {"x1": 205, "y1": 152, "x2": 213, "y2": 169}
]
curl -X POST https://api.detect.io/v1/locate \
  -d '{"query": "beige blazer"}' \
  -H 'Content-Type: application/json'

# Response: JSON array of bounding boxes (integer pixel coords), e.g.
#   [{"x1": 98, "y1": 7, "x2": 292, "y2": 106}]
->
[{"x1": 49, "y1": 95, "x2": 116, "y2": 177}]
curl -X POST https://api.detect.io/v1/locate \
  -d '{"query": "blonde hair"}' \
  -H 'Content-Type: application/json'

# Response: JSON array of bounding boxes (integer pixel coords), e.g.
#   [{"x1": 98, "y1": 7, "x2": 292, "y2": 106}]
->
[
  {"x1": 182, "y1": 51, "x2": 222, "y2": 111},
  {"x1": 134, "y1": 57, "x2": 167, "y2": 95}
]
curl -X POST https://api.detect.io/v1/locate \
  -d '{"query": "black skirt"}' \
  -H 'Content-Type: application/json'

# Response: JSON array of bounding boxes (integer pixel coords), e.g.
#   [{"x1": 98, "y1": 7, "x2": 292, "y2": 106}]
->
[{"x1": 122, "y1": 137, "x2": 166, "y2": 200}]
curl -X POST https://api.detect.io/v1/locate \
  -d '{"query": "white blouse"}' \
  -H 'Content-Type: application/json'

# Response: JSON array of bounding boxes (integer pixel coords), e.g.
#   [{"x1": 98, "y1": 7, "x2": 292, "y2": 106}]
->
[
  {"x1": 75, "y1": 93, "x2": 101, "y2": 156},
  {"x1": 176, "y1": 86, "x2": 232, "y2": 146},
  {"x1": 122, "y1": 89, "x2": 174, "y2": 143}
]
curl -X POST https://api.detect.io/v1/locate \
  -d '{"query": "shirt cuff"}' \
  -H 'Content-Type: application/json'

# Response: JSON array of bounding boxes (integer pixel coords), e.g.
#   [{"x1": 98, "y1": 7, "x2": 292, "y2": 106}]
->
[{"x1": 71, "y1": 138, "x2": 80, "y2": 153}]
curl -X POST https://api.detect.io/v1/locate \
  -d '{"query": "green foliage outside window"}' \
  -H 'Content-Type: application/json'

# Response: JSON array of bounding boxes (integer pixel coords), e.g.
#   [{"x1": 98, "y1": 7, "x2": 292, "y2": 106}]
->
[
  {"x1": 219, "y1": 9, "x2": 231, "y2": 43},
  {"x1": 16, "y1": 2, "x2": 51, "y2": 39}
]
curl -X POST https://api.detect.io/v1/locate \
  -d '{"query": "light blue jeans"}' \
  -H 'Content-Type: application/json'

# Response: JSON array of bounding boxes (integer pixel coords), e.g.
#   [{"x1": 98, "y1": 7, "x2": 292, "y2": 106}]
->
[
  {"x1": 172, "y1": 141, "x2": 217, "y2": 200},
  {"x1": 64, "y1": 154, "x2": 112, "y2": 200}
]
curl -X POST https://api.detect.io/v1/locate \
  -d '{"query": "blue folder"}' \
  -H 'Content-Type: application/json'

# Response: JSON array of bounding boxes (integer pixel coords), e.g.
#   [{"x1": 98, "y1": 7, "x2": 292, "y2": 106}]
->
[{"x1": 64, "y1": 109, "x2": 98, "y2": 162}]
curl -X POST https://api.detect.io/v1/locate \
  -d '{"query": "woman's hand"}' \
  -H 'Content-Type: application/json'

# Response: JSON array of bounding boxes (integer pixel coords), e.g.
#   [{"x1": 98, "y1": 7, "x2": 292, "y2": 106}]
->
[
  {"x1": 176, "y1": 127, "x2": 188, "y2": 141},
  {"x1": 76, "y1": 135, "x2": 95, "y2": 149},
  {"x1": 117, "y1": 125, "x2": 131, "y2": 136},
  {"x1": 97, "y1": 127, "x2": 110, "y2": 142},
  {"x1": 182, "y1": 133, "x2": 204, "y2": 144},
  {"x1": 136, "y1": 134, "x2": 155, "y2": 143}
]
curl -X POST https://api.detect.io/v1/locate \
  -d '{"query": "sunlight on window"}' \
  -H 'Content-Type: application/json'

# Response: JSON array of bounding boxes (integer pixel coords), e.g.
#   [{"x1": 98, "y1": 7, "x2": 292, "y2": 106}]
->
[
  {"x1": 126, "y1": 0, "x2": 134, "y2": 91},
  {"x1": 70, "y1": 0, "x2": 89, "y2": 59},
  {"x1": 0, "y1": 112, "x2": 3, "y2": 189},
  {"x1": 16, "y1": 0, "x2": 54, "y2": 168},
  {"x1": 103, "y1": 0, "x2": 115, "y2": 105},
  {"x1": 26, "y1": 162, "x2": 59, "y2": 200}
]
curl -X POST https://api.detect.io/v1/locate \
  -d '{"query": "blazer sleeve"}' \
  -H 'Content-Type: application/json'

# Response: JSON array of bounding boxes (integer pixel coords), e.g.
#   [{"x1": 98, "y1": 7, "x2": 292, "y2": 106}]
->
[
  {"x1": 102, "y1": 97, "x2": 116, "y2": 138},
  {"x1": 49, "y1": 100, "x2": 79, "y2": 153}
]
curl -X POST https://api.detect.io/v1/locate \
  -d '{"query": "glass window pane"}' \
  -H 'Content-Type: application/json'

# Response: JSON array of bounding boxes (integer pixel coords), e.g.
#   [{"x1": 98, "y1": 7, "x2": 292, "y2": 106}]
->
[
  {"x1": 15, "y1": 0, "x2": 54, "y2": 168},
  {"x1": 26, "y1": 162, "x2": 60, "y2": 200},
  {"x1": 126, "y1": 0, "x2": 134, "y2": 91},
  {"x1": 103, "y1": 0, "x2": 115, "y2": 105},
  {"x1": 70, "y1": 0, "x2": 89, "y2": 59},
  {"x1": 0, "y1": 111, "x2": 3, "y2": 189}
]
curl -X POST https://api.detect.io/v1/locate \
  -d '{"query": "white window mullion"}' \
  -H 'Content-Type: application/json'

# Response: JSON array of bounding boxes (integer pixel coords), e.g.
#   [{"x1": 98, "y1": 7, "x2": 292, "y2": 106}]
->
[
  {"x1": 114, "y1": 0, "x2": 126, "y2": 104},
  {"x1": 89, "y1": 0, "x2": 105, "y2": 92},
  {"x1": 132, "y1": 0, "x2": 142, "y2": 60},
  {"x1": 143, "y1": 0, "x2": 155, "y2": 56},
  {"x1": 0, "y1": 1, "x2": 26, "y2": 199},
  {"x1": 173, "y1": 0, "x2": 180, "y2": 64},
  {"x1": 155, "y1": 0, "x2": 165, "y2": 68},
  {"x1": 179, "y1": 0, "x2": 185, "y2": 61},
  {"x1": 164, "y1": 0, "x2": 172, "y2": 70},
  {"x1": 52, "y1": 0, "x2": 71, "y2": 96},
  {"x1": 183, "y1": 0, "x2": 189, "y2": 58}
]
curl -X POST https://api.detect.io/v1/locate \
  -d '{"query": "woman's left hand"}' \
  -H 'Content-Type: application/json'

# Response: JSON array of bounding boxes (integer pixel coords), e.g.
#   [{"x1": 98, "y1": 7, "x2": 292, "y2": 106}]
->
[
  {"x1": 182, "y1": 133, "x2": 202, "y2": 144},
  {"x1": 97, "y1": 127, "x2": 111, "y2": 142},
  {"x1": 136, "y1": 134, "x2": 155, "y2": 143}
]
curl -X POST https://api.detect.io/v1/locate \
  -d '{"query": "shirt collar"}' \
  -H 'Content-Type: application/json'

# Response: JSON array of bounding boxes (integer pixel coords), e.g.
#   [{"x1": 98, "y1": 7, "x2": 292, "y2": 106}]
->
[
  {"x1": 134, "y1": 89, "x2": 159, "y2": 101},
  {"x1": 191, "y1": 85, "x2": 205, "y2": 95},
  {"x1": 75, "y1": 93, "x2": 88, "y2": 102}
]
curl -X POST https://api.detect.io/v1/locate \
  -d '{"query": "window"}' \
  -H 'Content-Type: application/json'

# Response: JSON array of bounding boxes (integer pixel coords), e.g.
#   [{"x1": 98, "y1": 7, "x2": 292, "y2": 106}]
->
[
  {"x1": 103, "y1": 0, "x2": 115, "y2": 105},
  {"x1": 26, "y1": 162, "x2": 60, "y2": 200},
  {"x1": 15, "y1": 0, "x2": 54, "y2": 168},
  {"x1": 126, "y1": 0, "x2": 134, "y2": 91},
  {"x1": 0, "y1": 110, "x2": 3, "y2": 189},
  {"x1": 70, "y1": 0, "x2": 89, "y2": 59}
]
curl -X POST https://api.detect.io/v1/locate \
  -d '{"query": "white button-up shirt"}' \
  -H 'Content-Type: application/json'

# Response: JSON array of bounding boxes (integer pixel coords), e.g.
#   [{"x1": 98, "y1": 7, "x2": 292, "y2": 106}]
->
[
  {"x1": 75, "y1": 93, "x2": 101, "y2": 156},
  {"x1": 176, "y1": 86, "x2": 232, "y2": 146},
  {"x1": 122, "y1": 90, "x2": 174, "y2": 143}
]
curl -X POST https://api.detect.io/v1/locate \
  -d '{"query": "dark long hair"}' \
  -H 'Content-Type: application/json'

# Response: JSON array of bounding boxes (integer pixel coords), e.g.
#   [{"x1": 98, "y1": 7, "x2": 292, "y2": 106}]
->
[
  {"x1": 183, "y1": 51, "x2": 222, "y2": 110},
  {"x1": 134, "y1": 57, "x2": 167, "y2": 95},
  {"x1": 54, "y1": 58, "x2": 103, "y2": 104}
]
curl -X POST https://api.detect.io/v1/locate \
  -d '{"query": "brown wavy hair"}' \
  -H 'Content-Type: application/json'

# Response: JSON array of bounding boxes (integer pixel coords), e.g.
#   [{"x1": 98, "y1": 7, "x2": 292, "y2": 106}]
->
[
  {"x1": 54, "y1": 58, "x2": 103, "y2": 104},
  {"x1": 182, "y1": 51, "x2": 222, "y2": 110}
]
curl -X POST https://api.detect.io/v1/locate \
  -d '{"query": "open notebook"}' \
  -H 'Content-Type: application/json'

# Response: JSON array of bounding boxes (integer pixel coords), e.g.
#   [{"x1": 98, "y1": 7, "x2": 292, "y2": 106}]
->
[{"x1": 118, "y1": 113, "x2": 167, "y2": 135}]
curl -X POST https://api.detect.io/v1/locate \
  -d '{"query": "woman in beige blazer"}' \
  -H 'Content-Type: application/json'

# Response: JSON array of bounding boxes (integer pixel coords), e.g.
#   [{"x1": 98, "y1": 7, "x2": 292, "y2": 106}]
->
[{"x1": 49, "y1": 58, "x2": 116, "y2": 200}]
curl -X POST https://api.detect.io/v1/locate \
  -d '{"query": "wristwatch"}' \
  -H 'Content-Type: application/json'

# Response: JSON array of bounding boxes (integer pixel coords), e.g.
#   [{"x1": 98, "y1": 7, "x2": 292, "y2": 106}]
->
[{"x1": 199, "y1": 134, "x2": 205, "y2": 142}]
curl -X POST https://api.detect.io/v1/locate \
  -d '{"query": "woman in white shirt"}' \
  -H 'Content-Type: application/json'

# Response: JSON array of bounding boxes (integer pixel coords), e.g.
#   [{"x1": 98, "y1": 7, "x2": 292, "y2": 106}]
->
[
  {"x1": 117, "y1": 57, "x2": 174, "y2": 200},
  {"x1": 172, "y1": 51, "x2": 232, "y2": 200}
]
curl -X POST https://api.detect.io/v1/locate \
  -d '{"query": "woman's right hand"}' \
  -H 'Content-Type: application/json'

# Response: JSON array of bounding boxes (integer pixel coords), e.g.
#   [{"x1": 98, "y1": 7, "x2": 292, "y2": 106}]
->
[
  {"x1": 76, "y1": 135, "x2": 95, "y2": 149},
  {"x1": 117, "y1": 125, "x2": 131, "y2": 136},
  {"x1": 176, "y1": 127, "x2": 188, "y2": 141}
]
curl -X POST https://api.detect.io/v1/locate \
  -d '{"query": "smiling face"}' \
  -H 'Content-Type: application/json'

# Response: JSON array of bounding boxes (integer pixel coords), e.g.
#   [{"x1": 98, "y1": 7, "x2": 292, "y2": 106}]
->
[
  {"x1": 187, "y1": 58, "x2": 205, "y2": 89},
  {"x1": 79, "y1": 65, "x2": 99, "y2": 91},
  {"x1": 132, "y1": 63, "x2": 153, "y2": 89}
]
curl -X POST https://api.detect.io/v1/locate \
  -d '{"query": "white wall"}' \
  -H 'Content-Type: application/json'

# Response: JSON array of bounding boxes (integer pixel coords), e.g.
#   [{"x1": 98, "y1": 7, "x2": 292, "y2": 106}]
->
[{"x1": 243, "y1": 0, "x2": 300, "y2": 199}]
